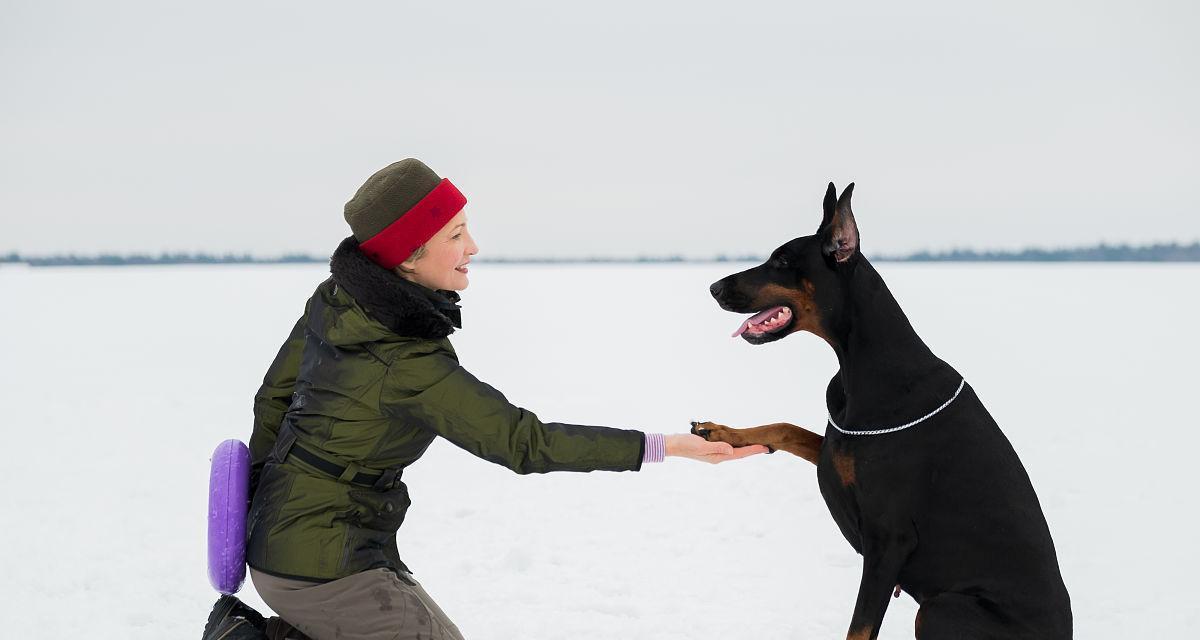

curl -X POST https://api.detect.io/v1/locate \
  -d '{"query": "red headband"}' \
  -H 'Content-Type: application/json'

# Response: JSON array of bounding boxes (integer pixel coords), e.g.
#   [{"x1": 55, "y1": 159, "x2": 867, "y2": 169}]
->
[{"x1": 359, "y1": 178, "x2": 467, "y2": 269}]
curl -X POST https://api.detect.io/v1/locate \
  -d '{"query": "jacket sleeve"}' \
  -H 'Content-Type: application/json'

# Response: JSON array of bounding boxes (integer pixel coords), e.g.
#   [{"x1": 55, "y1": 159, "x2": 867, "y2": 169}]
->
[
  {"x1": 248, "y1": 303, "x2": 311, "y2": 492},
  {"x1": 380, "y1": 348, "x2": 644, "y2": 474}
]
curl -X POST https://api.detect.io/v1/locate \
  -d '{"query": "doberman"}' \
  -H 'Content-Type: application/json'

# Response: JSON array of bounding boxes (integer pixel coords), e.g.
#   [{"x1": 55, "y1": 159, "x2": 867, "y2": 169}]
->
[{"x1": 691, "y1": 183, "x2": 1071, "y2": 639}]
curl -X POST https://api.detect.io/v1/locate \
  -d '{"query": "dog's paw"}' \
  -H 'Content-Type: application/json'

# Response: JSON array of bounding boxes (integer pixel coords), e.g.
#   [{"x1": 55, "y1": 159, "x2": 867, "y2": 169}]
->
[
  {"x1": 691, "y1": 420, "x2": 734, "y2": 442},
  {"x1": 690, "y1": 422, "x2": 774, "y2": 452}
]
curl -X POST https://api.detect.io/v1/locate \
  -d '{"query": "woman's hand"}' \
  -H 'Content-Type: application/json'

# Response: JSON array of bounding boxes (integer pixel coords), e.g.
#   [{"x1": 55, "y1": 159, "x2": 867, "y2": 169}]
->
[{"x1": 664, "y1": 434, "x2": 769, "y2": 464}]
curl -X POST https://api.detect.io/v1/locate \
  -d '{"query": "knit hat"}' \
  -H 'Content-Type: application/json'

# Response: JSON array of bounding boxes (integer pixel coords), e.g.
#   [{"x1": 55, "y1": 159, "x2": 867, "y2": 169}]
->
[{"x1": 343, "y1": 158, "x2": 468, "y2": 269}]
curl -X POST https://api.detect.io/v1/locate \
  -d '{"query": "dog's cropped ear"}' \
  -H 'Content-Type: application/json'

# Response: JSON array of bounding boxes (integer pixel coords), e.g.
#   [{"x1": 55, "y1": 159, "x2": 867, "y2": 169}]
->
[
  {"x1": 820, "y1": 182, "x2": 859, "y2": 263},
  {"x1": 819, "y1": 182, "x2": 837, "y2": 231}
]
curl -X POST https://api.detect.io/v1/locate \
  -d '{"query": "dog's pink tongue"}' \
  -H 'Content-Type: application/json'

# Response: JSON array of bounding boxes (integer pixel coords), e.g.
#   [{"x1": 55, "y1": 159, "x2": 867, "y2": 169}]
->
[{"x1": 732, "y1": 307, "x2": 782, "y2": 338}]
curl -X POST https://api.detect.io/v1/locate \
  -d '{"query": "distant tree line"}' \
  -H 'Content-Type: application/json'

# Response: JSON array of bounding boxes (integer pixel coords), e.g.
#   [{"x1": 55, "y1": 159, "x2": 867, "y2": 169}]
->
[
  {"x1": 2, "y1": 252, "x2": 320, "y2": 267},
  {"x1": 2, "y1": 242, "x2": 1198, "y2": 266},
  {"x1": 886, "y1": 242, "x2": 1200, "y2": 262},
  {"x1": 467, "y1": 255, "x2": 692, "y2": 264}
]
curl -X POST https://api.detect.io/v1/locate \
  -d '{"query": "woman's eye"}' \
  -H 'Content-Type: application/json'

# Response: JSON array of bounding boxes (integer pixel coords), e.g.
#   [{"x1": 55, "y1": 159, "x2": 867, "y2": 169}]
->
[{"x1": 451, "y1": 233, "x2": 463, "y2": 240}]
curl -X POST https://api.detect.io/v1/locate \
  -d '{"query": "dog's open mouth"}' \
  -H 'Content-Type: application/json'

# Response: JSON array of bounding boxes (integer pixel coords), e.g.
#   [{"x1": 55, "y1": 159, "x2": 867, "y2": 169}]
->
[{"x1": 731, "y1": 306, "x2": 794, "y2": 338}]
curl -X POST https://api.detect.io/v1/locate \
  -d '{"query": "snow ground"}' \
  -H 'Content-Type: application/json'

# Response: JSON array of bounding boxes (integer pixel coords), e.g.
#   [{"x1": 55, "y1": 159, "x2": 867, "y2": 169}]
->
[{"x1": 1, "y1": 261, "x2": 1197, "y2": 639}]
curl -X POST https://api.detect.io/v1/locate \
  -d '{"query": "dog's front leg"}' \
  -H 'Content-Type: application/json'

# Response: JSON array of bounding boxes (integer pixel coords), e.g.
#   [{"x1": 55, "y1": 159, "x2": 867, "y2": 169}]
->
[
  {"x1": 689, "y1": 421, "x2": 823, "y2": 464},
  {"x1": 845, "y1": 527, "x2": 916, "y2": 640}
]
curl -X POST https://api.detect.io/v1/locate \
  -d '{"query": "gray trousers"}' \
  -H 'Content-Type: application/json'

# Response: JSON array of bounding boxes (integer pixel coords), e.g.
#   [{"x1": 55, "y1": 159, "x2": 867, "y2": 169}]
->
[{"x1": 250, "y1": 567, "x2": 465, "y2": 640}]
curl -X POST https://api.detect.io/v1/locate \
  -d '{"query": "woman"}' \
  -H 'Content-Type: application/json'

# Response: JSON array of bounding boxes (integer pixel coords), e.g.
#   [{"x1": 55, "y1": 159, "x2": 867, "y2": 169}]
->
[{"x1": 240, "y1": 159, "x2": 765, "y2": 640}]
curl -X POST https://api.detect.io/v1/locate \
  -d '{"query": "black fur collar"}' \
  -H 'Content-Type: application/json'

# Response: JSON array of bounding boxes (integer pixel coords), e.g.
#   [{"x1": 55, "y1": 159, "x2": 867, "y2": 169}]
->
[{"x1": 329, "y1": 236, "x2": 462, "y2": 339}]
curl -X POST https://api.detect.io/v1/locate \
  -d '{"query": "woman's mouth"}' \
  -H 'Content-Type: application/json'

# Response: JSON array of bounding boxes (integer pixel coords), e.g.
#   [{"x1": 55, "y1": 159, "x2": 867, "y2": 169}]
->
[
  {"x1": 455, "y1": 261, "x2": 470, "y2": 274},
  {"x1": 731, "y1": 306, "x2": 793, "y2": 338}
]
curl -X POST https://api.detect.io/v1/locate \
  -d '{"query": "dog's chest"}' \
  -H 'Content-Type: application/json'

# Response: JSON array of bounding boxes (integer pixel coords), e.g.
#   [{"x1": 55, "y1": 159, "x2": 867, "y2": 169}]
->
[
  {"x1": 816, "y1": 437, "x2": 867, "y2": 550},
  {"x1": 817, "y1": 436, "x2": 920, "y2": 551},
  {"x1": 817, "y1": 436, "x2": 879, "y2": 494}
]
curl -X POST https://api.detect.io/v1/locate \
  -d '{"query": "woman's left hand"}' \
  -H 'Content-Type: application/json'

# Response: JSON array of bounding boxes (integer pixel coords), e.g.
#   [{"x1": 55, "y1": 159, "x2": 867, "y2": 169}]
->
[{"x1": 664, "y1": 434, "x2": 769, "y2": 464}]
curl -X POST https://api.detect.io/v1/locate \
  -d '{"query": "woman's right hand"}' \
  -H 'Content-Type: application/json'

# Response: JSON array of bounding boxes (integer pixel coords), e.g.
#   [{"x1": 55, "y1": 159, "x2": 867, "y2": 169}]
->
[{"x1": 664, "y1": 433, "x2": 769, "y2": 464}]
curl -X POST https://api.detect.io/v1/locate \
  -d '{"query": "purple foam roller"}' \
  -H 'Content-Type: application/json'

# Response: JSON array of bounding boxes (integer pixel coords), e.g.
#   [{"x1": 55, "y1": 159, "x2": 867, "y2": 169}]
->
[{"x1": 208, "y1": 439, "x2": 250, "y2": 594}]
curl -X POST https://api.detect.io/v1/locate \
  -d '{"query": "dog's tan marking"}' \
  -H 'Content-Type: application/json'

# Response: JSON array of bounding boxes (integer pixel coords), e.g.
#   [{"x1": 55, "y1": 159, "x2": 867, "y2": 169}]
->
[
  {"x1": 833, "y1": 450, "x2": 856, "y2": 487},
  {"x1": 847, "y1": 625, "x2": 873, "y2": 640},
  {"x1": 755, "y1": 280, "x2": 830, "y2": 343},
  {"x1": 691, "y1": 421, "x2": 823, "y2": 465}
]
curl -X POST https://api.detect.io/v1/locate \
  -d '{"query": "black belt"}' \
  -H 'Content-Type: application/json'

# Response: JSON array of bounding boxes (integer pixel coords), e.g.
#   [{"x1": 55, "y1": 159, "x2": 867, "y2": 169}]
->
[{"x1": 271, "y1": 423, "x2": 401, "y2": 491}]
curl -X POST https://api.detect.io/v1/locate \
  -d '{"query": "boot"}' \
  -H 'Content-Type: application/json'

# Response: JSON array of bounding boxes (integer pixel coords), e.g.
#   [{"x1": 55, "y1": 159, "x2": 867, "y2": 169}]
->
[
  {"x1": 202, "y1": 594, "x2": 267, "y2": 640},
  {"x1": 264, "y1": 617, "x2": 314, "y2": 640}
]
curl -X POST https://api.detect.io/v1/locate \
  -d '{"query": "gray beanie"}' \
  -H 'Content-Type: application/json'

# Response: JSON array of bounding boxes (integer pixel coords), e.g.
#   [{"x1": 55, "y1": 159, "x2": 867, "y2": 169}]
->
[{"x1": 343, "y1": 159, "x2": 443, "y2": 242}]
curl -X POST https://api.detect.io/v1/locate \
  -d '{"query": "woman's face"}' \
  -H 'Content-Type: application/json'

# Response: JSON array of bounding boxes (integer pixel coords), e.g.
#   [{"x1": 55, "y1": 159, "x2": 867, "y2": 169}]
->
[{"x1": 399, "y1": 209, "x2": 478, "y2": 291}]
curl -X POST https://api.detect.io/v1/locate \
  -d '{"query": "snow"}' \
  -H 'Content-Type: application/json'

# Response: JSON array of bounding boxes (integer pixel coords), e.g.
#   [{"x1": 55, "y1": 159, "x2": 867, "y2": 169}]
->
[{"x1": 1, "y1": 261, "x2": 1197, "y2": 638}]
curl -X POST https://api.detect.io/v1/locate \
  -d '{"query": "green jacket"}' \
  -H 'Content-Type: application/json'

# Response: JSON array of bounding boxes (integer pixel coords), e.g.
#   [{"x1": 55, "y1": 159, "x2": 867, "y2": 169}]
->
[{"x1": 246, "y1": 238, "x2": 645, "y2": 582}]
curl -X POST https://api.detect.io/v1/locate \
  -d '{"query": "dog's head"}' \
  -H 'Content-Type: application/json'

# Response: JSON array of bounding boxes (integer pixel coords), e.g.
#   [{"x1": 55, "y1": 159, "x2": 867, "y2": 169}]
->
[{"x1": 710, "y1": 182, "x2": 860, "y2": 345}]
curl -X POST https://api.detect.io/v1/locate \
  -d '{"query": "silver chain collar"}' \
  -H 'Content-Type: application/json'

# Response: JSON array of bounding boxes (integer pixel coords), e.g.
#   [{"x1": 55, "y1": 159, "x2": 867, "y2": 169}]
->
[{"x1": 828, "y1": 378, "x2": 966, "y2": 436}]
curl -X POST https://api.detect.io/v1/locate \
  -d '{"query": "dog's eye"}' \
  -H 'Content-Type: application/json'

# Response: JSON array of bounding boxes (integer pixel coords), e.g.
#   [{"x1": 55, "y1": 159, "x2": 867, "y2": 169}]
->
[{"x1": 774, "y1": 255, "x2": 791, "y2": 268}]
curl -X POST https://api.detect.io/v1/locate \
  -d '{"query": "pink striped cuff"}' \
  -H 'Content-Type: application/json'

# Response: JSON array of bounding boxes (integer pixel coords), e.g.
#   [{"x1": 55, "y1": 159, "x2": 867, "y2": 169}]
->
[{"x1": 642, "y1": 433, "x2": 666, "y2": 464}]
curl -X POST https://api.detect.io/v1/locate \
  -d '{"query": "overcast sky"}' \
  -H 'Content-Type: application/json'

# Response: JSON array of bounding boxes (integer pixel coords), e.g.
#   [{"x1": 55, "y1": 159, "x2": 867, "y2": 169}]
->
[{"x1": 2, "y1": 0, "x2": 1197, "y2": 259}]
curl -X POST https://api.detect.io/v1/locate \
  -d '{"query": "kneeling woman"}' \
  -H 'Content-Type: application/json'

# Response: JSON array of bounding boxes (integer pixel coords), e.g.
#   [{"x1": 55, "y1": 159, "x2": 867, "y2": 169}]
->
[{"x1": 245, "y1": 159, "x2": 764, "y2": 640}]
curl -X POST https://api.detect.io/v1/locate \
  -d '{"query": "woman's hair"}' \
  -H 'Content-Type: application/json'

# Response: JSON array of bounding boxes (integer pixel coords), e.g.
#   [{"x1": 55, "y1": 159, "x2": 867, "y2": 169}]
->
[{"x1": 393, "y1": 245, "x2": 428, "y2": 276}]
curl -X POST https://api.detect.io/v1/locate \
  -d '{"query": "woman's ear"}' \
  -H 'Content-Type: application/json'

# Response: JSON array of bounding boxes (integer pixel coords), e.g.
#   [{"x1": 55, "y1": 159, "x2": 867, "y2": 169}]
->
[{"x1": 397, "y1": 245, "x2": 427, "y2": 275}]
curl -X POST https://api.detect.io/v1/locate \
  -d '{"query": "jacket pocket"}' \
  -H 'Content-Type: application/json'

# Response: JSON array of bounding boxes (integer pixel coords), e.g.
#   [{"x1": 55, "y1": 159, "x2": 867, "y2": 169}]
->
[{"x1": 346, "y1": 484, "x2": 411, "y2": 532}]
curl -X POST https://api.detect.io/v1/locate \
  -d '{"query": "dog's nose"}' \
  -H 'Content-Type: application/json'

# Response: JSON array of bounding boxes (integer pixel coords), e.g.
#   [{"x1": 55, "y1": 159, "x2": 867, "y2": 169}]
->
[{"x1": 709, "y1": 280, "x2": 725, "y2": 300}]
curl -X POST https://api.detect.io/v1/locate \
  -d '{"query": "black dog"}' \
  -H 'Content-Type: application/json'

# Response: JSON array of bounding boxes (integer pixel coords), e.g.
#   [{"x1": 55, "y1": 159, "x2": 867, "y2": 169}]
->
[{"x1": 691, "y1": 183, "x2": 1071, "y2": 639}]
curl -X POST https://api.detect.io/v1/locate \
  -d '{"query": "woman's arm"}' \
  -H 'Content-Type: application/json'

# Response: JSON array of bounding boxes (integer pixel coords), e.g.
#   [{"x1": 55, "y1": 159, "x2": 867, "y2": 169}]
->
[{"x1": 380, "y1": 349, "x2": 766, "y2": 473}]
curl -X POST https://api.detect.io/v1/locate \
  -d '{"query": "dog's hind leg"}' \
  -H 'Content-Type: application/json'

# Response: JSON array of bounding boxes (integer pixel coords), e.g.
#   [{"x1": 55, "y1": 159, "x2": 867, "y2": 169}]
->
[{"x1": 690, "y1": 421, "x2": 822, "y2": 464}]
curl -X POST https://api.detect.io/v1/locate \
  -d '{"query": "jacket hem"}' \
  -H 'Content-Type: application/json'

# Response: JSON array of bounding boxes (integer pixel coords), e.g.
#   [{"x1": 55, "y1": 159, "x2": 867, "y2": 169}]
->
[{"x1": 246, "y1": 563, "x2": 337, "y2": 584}]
